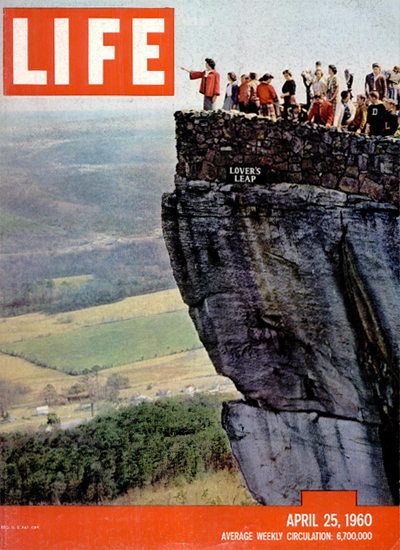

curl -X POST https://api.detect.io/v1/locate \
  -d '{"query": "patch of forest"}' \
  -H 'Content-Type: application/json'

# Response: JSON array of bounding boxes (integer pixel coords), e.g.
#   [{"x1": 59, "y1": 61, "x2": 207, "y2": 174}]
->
[{"x1": 0, "y1": 395, "x2": 236, "y2": 505}]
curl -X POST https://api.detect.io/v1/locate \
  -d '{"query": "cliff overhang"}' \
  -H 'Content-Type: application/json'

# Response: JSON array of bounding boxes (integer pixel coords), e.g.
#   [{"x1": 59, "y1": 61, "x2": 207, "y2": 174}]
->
[{"x1": 162, "y1": 110, "x2": 399, "y2": 505}]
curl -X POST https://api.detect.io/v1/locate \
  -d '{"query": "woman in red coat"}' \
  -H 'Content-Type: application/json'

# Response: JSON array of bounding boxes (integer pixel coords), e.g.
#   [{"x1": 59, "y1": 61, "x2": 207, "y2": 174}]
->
[
  {"x1": 257, "y1": 73, "x2": 278, "y2": 120},
  {"x1": 181, "y1": 59, "x2": 220, "y2": 110}
]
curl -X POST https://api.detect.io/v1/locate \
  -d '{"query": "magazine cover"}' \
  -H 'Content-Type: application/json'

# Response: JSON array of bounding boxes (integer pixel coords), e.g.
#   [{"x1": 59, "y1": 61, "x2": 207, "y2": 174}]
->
[{"x1": 0, "y1": 0, "x2": 399, "y2": 549}]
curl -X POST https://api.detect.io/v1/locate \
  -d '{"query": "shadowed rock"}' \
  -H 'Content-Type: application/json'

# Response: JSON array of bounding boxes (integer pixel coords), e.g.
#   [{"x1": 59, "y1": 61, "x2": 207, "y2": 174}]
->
[{"x1": 162, "y1": 111, "x2": 399, "y2": 505}]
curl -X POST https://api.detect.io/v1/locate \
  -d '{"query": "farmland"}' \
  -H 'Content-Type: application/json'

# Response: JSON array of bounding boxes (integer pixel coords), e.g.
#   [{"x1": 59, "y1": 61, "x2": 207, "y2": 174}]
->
[
  {"x1": 52, "y1": 275, "x2": 94, "y2": 288},
  {"x1": 0, "y1": 309, "x2": 202, "y2": 374},
  {"x1": 0, "y1": 289, "x2": 235, "y2": 434},
  {"x1": 0, "y1": 288, "x2": 186, "y2": 344}
]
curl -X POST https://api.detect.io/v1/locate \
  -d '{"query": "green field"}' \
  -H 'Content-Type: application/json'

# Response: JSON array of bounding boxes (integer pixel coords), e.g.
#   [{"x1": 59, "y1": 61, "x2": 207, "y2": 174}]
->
[
  {"x1": 0, "y1": 213, "x2": 63, "y2": 237},
  {"x1": 52, "y1": 275, "x2": 94, "y2": 288},
  {"x1": 0, "y1": 310, "x2": 202, "y2": 374}
]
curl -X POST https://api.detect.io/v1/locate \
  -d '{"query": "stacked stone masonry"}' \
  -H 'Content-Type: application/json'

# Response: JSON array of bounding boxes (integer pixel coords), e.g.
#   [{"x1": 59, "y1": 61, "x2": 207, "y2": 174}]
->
[{"x1": 175, "y1": 110, "x2": 399, "y2": 206}]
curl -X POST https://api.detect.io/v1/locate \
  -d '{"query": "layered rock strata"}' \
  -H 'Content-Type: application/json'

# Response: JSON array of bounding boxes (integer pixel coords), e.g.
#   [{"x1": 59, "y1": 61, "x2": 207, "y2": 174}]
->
[{"x1": 162, "y1": 111, "x2": 399, "y2": 505}]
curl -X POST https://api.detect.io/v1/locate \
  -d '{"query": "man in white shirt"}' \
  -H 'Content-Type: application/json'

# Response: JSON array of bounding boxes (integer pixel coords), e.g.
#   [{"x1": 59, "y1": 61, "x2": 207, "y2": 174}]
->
[{"x1": 334, "y1": 91, "x2": 356, "y2": 129}]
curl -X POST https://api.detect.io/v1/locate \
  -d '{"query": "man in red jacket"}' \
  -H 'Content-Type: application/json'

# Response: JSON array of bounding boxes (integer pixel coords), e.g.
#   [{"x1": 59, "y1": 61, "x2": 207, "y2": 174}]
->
[
  {"x1": 306, "y1": 93, "x2": 334, "y2": 127},
  {"x1": 180, "y1": 59, "x2": 220, "y2": 110}
]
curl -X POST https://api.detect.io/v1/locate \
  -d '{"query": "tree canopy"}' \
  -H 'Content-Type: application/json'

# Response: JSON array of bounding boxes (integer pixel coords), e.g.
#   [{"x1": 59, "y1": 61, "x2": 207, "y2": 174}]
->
[{"x1": 0, "y1": 394, "x2": 234, "y2": 505}]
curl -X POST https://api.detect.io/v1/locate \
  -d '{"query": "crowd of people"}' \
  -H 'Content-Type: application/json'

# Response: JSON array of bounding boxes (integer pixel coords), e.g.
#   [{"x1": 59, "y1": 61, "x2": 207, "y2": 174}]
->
[{"x1": 181, "y1": 60, "x2": 400, "y2": 137}]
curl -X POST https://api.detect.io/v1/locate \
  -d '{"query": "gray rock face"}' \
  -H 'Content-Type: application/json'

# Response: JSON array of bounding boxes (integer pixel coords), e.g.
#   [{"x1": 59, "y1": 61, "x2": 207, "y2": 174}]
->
[
  {"x1": 162, "y1": 113, "x2": 399, "y2": 506},
  {"x1": 222, "y1": 402, "x2": 392, "y2": 506}
]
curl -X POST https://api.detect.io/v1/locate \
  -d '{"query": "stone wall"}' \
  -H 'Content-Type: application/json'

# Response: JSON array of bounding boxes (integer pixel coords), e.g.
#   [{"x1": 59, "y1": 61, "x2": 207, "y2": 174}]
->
[{"x1": 175, "y1": 110, "x2": 399, "y2": 206}]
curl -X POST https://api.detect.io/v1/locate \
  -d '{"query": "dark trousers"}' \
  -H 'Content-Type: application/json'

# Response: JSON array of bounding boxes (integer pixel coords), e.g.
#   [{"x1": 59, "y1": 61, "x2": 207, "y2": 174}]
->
[{"x1": 203, "y1": 96, "x2": 216, "y2": 110}]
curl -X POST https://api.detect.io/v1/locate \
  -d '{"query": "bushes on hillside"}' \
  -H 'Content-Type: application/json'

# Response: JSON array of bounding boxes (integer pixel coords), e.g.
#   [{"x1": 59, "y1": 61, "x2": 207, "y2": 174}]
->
[{"x1": 0, "y1": 395, "x2": 235, "y2": 505}]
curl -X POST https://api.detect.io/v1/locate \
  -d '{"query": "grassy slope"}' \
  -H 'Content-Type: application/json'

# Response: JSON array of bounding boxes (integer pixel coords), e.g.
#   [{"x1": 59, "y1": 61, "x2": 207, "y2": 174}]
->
[
  {"x1": 0, "y1": 309, "x2": 202, "y2": 373},
  {"x1": 0, "y1": 113, "x2": 175, "y2": 249},
  {"x1": 109, "y1": 470, "x2": 257, "y2": 506},
  {"x1": 0, "y1": 213, "x2": 64, "y2": 237},
  {"x1": 0, "y1": 288, "x2": 186, "y2": 344}
]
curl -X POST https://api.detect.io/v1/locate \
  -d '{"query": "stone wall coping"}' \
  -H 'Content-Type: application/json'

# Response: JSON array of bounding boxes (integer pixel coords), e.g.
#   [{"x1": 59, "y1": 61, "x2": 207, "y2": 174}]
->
[{"x1": 174, "y1": 109, "x2": 400, "y2": 143}]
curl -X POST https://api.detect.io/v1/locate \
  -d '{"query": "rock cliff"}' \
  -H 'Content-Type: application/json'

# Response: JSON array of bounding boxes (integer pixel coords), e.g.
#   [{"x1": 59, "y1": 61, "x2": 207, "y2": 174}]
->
[{"x1": 162, "y1": 110, "x2": 399, "y2": 505}]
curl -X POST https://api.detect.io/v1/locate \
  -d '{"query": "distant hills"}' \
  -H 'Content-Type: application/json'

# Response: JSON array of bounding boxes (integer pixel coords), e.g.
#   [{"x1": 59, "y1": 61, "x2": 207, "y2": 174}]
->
[{"x1": 0, "y1": 110, "x2": 177, "y2": 314}]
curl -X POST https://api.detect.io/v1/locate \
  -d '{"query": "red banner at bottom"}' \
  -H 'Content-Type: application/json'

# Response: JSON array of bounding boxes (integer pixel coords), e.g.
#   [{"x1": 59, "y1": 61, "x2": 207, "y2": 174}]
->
[{"x1": 1, "y1": 492, "x2": 399, "y2": 550}]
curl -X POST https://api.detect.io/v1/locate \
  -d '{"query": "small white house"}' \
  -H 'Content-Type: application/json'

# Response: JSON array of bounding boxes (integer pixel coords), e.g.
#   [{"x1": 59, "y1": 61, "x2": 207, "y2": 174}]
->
[{"x1": 36, "y1": 406, "x2": 49, "y2": 416}]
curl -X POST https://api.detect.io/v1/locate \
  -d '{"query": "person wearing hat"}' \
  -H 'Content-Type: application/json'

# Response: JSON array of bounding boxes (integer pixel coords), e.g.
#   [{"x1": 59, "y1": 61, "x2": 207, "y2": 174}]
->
[
  {"x1": 257, "y1": 74, "x2": 278, "y2": 120},
  {"x1": 180, "y1": 59, "x2": 220, "y2": 110},
  {"x1": 383, "y1": 98, "x2": 398, "y2": 136}
]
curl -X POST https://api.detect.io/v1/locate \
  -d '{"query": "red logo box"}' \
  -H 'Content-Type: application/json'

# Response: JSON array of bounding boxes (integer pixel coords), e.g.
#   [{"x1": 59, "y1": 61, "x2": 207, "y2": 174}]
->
[{"x1": 3, "y1": 8, "x2": 174, "y2": 95}]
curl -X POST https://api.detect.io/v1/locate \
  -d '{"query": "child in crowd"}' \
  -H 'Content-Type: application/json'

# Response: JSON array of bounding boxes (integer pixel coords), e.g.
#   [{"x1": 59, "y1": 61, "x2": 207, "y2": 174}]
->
[{"x1": 287, "y1": 103, "x2": 308, "y2": 123}]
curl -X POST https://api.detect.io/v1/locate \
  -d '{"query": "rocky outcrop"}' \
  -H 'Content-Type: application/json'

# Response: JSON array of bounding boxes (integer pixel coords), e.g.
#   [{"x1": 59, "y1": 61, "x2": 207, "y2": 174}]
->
[
  {"x1": 222, "y1": 404, "x2": 391, "y2": 506},
  {"x1": 162, "y1": 111, "x2": 399, "y2": 505}
]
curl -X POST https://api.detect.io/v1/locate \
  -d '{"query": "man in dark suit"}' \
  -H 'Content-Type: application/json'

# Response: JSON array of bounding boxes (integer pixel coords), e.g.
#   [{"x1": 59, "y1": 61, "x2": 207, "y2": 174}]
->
[{"x1": 365, "y1": 63, "x2": 387, "y2": 101}]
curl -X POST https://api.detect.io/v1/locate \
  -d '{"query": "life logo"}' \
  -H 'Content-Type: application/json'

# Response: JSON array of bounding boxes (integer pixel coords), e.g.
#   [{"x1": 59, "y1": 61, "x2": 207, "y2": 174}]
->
[{"x1": 3, "y1": 8, "x2": 174, "y2": 95}]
